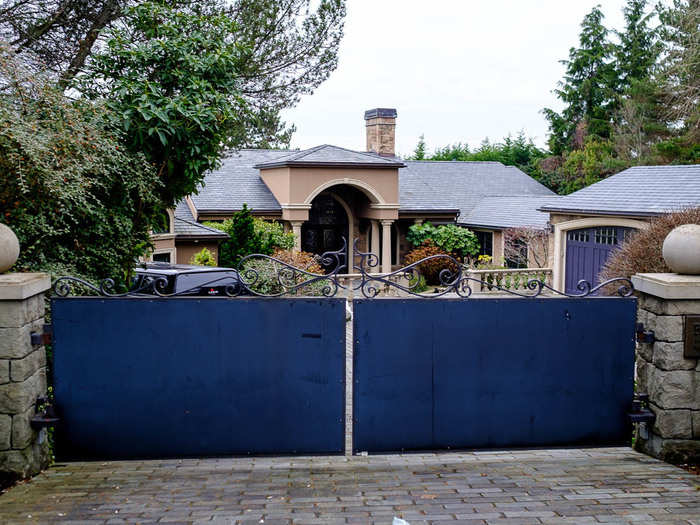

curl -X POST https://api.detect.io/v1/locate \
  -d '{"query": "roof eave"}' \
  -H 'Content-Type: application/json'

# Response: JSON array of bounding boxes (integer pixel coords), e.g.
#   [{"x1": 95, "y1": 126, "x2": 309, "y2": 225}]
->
[
  {"x1": 399, "y1": 208, "x2": 460, "y2": 215},
  {"x1": 538, "y1": 207, "x2": 663, "y2": 218},
  {"x1": 195, "y1": 208, "x2": 282, "y2": 215},
  {"x1": 175, "y1": 233, "x2": 228, "y2": 240}
]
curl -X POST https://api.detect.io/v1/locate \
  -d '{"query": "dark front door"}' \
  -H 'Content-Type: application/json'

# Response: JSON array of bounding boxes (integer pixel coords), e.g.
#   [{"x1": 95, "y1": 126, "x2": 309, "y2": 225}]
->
[
  {"x1": 302, "y1": 194, "x2": 348, "y2": 266},
  {"x1": 565, "y1": 226, "x2": 632, "y2": 294}
]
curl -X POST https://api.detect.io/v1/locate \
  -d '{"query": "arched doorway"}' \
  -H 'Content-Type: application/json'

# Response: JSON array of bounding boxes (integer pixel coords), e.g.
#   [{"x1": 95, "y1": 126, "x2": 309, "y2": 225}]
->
[{"x1": 302, "y1": 193, "x2": 349, "y2": 270}]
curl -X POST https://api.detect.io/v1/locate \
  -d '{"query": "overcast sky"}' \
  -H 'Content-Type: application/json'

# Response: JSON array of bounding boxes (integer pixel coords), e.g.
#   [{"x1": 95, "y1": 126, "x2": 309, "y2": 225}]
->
[{"x1": 280, "y1": 0, "x2": 639, "y2": 156}]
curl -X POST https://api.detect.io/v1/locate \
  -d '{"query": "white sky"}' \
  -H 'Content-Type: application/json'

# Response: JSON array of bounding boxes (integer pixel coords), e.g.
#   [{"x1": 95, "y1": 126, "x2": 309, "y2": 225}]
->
[{"x1": 280, "y1": 0, "x2": 636, "y2": 156}]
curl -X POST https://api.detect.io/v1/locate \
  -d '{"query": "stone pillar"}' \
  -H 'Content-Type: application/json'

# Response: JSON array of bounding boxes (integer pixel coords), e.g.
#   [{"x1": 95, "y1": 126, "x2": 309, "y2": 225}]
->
[
  {"x1": 631, "y1": 273, "x2": 700, "y2": 464},
  {"x1": 370, "y1": 220, "x2": 380, "y2": 271},
  {"x1": 381, "y1": 220, "x2": 393, "y2": 274},
  {"x1": 0, "y1": 273, "x2": 51, "y2": 478},
  {"x1": 290, "y1": 221, "x2": 303, "y2": 252}
]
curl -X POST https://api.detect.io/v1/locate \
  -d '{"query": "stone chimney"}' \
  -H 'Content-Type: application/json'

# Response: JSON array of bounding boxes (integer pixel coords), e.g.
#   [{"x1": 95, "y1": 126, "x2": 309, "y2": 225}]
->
[{"x1": 364, "y1": 108, "x2": 397, "y2": 157}]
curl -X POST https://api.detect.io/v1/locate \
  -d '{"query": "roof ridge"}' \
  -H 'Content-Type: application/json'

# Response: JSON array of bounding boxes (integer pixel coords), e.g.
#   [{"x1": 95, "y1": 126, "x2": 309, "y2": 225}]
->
[
  {"x1": 229, "y1": 148, "x2": 294, "y2": 153},
  {"x1": 405, "y1": 160, "x2": 504, "y2": 165},
  {"x1": 319, "y1": 143, "x2": 400, "y2": 163}
]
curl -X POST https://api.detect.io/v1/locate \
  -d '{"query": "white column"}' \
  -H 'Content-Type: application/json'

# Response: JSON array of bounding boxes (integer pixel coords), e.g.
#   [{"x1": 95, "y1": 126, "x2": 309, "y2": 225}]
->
[
  {"x1": 370, "y1": 220, "x2": 380, "y2": 269},
  {"x1": 291, "y1": 221, "x2": 303, "y2": 252},
  {"x1": 381, "y1": 220, "x2": 393, "y2": 274}
]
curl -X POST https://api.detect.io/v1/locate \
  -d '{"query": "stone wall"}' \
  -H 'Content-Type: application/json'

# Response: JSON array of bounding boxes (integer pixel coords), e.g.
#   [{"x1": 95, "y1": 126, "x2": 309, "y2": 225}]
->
[
  {"x1": 0, "y1": 274, "x2": 51, "y2": 478},
  {"x1": 632, "y1": 273, "x2": 700, "y2": 464}
]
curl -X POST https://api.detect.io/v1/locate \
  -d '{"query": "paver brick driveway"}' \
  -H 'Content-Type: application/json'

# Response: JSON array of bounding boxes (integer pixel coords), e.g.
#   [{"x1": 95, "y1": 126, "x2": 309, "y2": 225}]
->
[{"x1": 1, "y1": 447, "x2": 698, "y2": 524}]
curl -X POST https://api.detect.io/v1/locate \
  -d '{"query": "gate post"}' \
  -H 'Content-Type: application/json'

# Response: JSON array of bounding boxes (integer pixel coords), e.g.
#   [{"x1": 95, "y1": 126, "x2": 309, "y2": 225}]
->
[
  {"x1": 0, "y1": 273, "x2": 51, "y2": 479},
  {"x1": 632, "y1": 273, "x2": 700, "y2": 464}
]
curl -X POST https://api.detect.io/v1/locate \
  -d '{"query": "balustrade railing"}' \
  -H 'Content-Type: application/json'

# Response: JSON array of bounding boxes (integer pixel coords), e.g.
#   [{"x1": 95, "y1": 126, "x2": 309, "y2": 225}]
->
[{"x1": 464, "y1": 267, "x2": 553, "y2": 293}]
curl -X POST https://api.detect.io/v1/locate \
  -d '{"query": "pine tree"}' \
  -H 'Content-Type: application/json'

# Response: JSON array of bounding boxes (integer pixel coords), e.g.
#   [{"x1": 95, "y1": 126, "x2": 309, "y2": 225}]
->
[
  {"x1": 543, "y1": 6, "x2": 619, "y2": 154},
  {"x1": 615, "y1": 0, "x2": 662, "y2": 88},
  {"x1": 410, "y1": 134, "x2": 427, "y2": 160}
]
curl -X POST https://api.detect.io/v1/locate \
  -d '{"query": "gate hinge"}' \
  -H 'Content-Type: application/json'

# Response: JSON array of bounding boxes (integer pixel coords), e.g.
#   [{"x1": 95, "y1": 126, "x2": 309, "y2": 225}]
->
[
  {"x1": 30, "y1": 397, "x2": 60, "y2": 430},
  {"x1": 635, "y1": 323, "x2": 655, "y2": 344},
  {"x1": 30, "y1": 324, "x2": 52, "y2": 346},
  {"x1": 627, "y1": 393, "x2": 655, "y2": 425}
]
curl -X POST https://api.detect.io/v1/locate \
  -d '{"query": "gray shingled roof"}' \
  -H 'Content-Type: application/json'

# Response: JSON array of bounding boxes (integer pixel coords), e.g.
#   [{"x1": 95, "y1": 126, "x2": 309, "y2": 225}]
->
[
  {"x1": 187, "y1": 149, "x2": 556, "y2": 229},
  {"x1": 174, "y1": 200, "x2": 227, "y2": 238},
  {"x1": 459, "y1": 196, "x2": 561, "y2": 230},
  {"x1": 190, "y1": 150, "x2": 286, "y2": 212},
  {"x1": 539, "y1": 165, "x2": 700, "y2": 216},
  {"x1": 254, "y1": 144, "x2": 405, "y2": 169},
  {"x1": 400, "y1": 161, "x2": 555, "y2": 219}
]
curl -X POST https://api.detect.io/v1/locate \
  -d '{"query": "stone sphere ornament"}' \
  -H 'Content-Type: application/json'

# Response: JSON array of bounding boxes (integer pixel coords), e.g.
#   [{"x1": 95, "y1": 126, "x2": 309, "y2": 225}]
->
[
  {"x1": 0, "y1": 223, "x2": 20, "y2": 273},
  {"x1": 662, "y1": 224, "x2": 700, "y2": 275}
]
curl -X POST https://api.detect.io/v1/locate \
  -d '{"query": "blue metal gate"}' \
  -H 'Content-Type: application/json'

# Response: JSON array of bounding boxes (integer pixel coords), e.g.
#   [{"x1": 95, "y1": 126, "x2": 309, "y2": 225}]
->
[
  {"x1": 353, "y1": 297, "x2": 636, "y2": 453},
  {"x1": 52, "y1": 297, "x2": 346, "y2": 459}
]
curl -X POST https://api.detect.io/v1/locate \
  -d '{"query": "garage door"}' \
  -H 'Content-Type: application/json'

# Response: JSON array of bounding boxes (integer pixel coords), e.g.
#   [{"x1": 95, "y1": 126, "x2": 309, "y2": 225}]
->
[{"x1": 565, "y1": 226, "x2": 633, "y2": 294}]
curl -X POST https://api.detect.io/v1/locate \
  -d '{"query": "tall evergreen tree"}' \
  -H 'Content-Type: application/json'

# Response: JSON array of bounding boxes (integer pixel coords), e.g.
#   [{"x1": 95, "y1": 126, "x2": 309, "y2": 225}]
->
[
  {"x1": 615, "y1": 0, "x2": 662, "y2": 88},
  {"x1": 657, "y1": 0, "x2": 700, "y2": 149},
  {"x1": 543, "y1": 6, "x2": 619, "y2": 154}
]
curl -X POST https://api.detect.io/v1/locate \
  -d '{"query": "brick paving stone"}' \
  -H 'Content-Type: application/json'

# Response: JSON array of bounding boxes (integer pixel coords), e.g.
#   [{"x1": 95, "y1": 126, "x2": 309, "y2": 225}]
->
[{"x1": 0, "y1": 448, "x2": 698, "y2": 524}]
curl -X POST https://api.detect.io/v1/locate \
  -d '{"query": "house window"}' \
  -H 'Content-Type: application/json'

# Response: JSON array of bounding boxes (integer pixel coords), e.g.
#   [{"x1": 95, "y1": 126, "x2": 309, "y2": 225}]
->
[
  {"x1": 475, "y1": 231, "x2": 493, "y2": 257},
  {"x1": 152, "y1": 252, "x2": 171, "y2": 263},
  {"x1": 595, "y1": 227, "x2": 618, "y2": 245},
  {"x1": 568, "y1": 230, "x2": 590, "y2": 243}
]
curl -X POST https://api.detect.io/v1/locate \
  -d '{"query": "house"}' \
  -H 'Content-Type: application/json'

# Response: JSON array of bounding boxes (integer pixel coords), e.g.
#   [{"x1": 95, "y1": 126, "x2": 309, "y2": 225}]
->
[
  {"x1": 149, "y1": 108, "x2": 556, "y2": 270},
  {"x1": 540, "y1": 165, "x2": 700, "y2": 293}
]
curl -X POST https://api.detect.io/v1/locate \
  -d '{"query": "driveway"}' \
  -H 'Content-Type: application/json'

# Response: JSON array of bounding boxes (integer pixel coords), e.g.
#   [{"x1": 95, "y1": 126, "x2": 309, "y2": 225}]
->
[{"x1": 1, "y1": 447, "x2": 698, "y2": 524}]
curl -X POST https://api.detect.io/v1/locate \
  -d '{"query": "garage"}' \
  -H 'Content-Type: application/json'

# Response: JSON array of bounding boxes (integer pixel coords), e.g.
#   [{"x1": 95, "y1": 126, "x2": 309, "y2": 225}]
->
[
  {"x1": 564, "y1": 226, "x2": 632, "y2": 293},
  {"x1": 539, "y1": 165, "x2": 700, "y2": 293}
]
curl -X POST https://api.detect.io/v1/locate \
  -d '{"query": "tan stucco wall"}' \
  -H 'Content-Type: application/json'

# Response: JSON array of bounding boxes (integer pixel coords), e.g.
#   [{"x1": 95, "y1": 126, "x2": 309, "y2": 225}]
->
[
  {"x1": 152, "y1": 236, "x2": 176, "y2": 252},
  {"x1": 175, "y1": 241, "x2": 220, "y2": 266},
  {"x1": 260, "y1": 166, "x2": 400, "y2": 211}
]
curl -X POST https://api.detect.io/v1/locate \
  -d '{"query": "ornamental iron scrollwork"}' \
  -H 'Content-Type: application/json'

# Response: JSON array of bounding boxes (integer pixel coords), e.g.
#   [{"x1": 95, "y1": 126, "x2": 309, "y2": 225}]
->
[
  {"x1": 350, "y1": 239, "x2": 633, "y2": 299},
  {"x1": 52, "y1": 237, "x2": 633, "y2": 299},
  {"x1": 53, "y1": 241, "x2": 348, "y2": 298}
]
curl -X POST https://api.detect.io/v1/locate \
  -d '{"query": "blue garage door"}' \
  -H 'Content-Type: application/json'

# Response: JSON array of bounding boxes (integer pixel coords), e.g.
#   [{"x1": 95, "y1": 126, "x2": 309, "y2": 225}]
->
[{"x1": 565, "y1": 226, "x2": 633, "y2": 294}]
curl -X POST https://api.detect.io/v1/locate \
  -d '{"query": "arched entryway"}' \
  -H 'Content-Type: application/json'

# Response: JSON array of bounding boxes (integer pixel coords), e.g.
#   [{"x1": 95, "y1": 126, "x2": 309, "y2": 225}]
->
[{"x1": 302, "y1": 193, "x2": 349, "y2": 270}]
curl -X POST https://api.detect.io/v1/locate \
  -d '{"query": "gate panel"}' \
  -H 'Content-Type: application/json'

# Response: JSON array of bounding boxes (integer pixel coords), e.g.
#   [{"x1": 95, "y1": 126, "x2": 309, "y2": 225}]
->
[
  {"x1": 354, "y1": 297, "x2": 636, "y2": 453},
  {"x1": 53, "y1": 297, "x2": 345, "y2": 459}
]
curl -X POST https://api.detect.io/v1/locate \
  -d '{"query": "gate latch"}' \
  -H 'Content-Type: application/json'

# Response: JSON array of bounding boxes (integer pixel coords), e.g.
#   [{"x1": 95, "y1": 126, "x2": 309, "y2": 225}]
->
[
  {"x1": 30, "y1": 397, "x2": 60, "y2": 430},
  {"x1": 627, "y1": 393, "x2": 655, "y2": 425},
  {"x1": 30, "y1": 324, "x2": 53, "y2": 346}
]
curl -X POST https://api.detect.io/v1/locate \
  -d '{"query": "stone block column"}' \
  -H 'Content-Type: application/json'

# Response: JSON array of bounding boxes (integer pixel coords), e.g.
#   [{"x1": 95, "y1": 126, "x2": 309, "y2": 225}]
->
[
  {"x1": 0, "y1": 273, "x2": 51, "y2": 478},
  {"x1": 381, "y1": 220, "x2": 393, "y2": 274},
  {"x1": 370, "y1": 220, "x2": 380, "y2": 271},
  {"x1": 632, "y1": 273, "x2": 700, "y2": 464},
  {"x1": 290, "y1": 221, "x2": 303, "y2": 252}
]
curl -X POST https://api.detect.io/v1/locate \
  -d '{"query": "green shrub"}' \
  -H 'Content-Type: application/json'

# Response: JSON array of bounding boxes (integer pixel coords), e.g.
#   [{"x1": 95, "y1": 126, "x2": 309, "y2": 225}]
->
[
  {"x1": 0, "y1": 44, "x2": 161, "y2": 280},
  {"x1": 190, "y1": 247, "x2": 217, "y2": 267},
  {"x1": 406, "y1": 222, "x2": 480, "y2": 260},
  {"x1": 204, "y1": 206, "x2": 295, "y2": 268},
  {"x1": 404, "y1": 241, "x2": 459, "y2": 285},
  {"x1": 241, "y1": 249, "x2": 329, "y2": 296}
]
